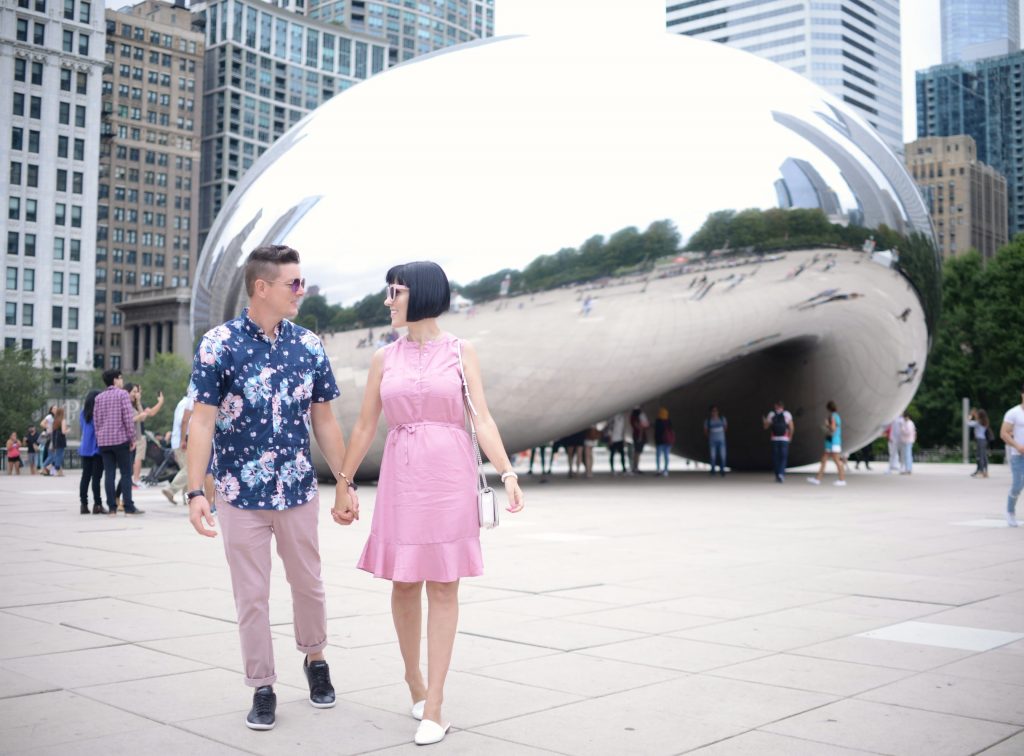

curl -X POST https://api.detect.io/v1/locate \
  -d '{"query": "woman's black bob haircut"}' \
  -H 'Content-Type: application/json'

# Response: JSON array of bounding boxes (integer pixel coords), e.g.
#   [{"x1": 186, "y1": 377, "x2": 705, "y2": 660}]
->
[{"x1": 386, "y1": 261, "x2": 451, "y2": 322}]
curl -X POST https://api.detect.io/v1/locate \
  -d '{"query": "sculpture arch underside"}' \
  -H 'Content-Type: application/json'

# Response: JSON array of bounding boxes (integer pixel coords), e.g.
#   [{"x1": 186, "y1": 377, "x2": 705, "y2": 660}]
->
[{"x1": 312, "y1": 247, "x2": 926, "y2": 476}]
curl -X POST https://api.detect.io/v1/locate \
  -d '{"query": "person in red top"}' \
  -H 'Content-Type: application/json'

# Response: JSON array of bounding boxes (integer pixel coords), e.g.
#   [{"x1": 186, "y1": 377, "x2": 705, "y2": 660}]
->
[{"x1": 93, "y1": 368, "x2": 141, "y2": 515}]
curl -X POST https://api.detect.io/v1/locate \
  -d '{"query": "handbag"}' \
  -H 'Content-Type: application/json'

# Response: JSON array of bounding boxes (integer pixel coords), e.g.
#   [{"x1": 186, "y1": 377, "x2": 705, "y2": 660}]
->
[{"x1": 456, "y1": 340, "x2": 499, "y2": 529}]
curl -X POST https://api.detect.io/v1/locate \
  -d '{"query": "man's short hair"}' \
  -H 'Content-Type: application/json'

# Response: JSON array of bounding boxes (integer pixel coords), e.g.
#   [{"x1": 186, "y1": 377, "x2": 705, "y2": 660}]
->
[
  {"x1": 244, "y1": 245, "x2": 301, "y2": 296},
  {"x1": 386, "y1": 261, "x2": 451, "y2": 322},
  {"x1": 102, "y1": 368, "x2": 121, "y2": 387}
]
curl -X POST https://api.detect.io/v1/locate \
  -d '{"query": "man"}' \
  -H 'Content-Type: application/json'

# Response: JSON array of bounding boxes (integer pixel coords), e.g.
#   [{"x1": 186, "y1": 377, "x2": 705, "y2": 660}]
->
[
  {"x1": 94, "y1": 369, "x2": 141, "y2": 515},
  {"x1": 162, "y1": 394, "x2": 192, "y2": 506},
  {"x1": 763, "y1": 400, "x2": 795, "y2": 483},
  {"x1": 186, "y1": 245, "x2": 355, "y2": 731},
  {"x1": 1000, "y1": 382, "x2": 1024, "y2": 528}
]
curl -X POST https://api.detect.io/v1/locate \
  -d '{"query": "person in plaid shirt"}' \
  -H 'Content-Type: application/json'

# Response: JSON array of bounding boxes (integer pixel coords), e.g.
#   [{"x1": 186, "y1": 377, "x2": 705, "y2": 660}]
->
[{"x1": 93, "y1": 369, "x2": 140, "y2": 515}]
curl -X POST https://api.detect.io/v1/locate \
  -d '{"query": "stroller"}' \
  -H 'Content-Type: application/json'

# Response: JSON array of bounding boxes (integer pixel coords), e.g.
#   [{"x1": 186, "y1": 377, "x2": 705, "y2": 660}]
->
[{"x1": 141, "y1": 431, "x2": 180, "y2": 485}]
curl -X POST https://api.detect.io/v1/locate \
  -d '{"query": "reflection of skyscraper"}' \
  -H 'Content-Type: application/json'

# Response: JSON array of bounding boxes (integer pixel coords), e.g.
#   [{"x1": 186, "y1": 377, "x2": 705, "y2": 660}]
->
[
  {"x1": 941, "y1": 0, "x2": 1020, "y2": 63},
  {"x1": 667, "y1": 1, "x2": 903, "y2": 154},
  {"x1": 917, "y1": 51, "x2": 1024, "y2": 237},
  {"x1": 774, "y1": 158, "x2": 842, "y2": 218}
]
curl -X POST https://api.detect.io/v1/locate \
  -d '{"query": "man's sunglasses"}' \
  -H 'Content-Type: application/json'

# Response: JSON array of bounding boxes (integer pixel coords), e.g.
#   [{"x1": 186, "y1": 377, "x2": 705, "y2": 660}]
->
[
  {"x1": 267, "y1": 277, "x2": 306, "y2": 294},
  {"x1": 386, "y1": 284, "x2": 409, "y2": 300}
]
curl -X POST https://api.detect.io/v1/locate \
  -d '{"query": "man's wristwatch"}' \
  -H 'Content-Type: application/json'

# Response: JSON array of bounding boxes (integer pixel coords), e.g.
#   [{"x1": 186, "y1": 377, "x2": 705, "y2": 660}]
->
[{"x1": 186, "y1": 489, "x2": 207, "y2": 502}]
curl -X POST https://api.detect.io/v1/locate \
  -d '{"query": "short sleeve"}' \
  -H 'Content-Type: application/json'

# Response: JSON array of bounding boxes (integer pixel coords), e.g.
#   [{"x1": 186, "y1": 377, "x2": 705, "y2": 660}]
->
[
  {"x1": 309, "y1": 334, "x2": 340, "y2": 403},
  {"x1": 189, "y1": 330, "x2": 229, "y2": 407}
]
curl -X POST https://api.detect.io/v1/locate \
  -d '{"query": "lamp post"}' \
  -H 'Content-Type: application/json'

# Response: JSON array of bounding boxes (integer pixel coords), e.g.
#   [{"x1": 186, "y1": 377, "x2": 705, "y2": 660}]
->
[{"x1": 52, "y1": 359, "x2": 78, "y2": 406}]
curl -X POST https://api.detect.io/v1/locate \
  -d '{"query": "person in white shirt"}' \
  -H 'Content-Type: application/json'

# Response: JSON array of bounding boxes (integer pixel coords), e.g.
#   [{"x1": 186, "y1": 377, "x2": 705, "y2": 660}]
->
[
  {"x1": 886, "y1": 416, "x2": 902, "y2": 473},
  {"x1": 162, "y1": 395, "x2": 193, "y2": 506},
  {"x1": 1000, "y1": 382, "x2": 1024, "y2": 528},
  {"x1": 898, "y1": 411, "x2": 917, "y2": 474}
]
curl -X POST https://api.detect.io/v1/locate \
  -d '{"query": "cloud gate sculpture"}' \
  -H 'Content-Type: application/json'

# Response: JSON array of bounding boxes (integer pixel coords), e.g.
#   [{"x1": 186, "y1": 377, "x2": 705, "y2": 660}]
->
[{"x1": 192, "y1": 22, "x2": 938, "y2": 476}]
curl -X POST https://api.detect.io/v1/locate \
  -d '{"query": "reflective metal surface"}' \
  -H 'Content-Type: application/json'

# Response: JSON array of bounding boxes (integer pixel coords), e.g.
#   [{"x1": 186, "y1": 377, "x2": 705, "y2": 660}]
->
[{"x1": 193, "y1": 28, "x2": 939, "y2": 473}]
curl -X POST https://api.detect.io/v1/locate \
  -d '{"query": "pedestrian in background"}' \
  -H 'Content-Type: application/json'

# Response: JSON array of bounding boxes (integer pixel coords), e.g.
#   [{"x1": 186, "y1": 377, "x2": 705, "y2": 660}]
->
[
  {"x1": 41, "y1": 407, "x2": 68, "y2": 477},
  {"x1": 899, "y1": 410, "x2": 917, "y2": 475},
  {"x1": 1000, "y1": 383, "x2": 1024, "y2": 528},
  {"x1": 6, "y1": 432, "x2": 21, "y2": 475},
  {"x1": 808, "y1": 400, "x2": 846, "y2": 486},
  {"x1": 582, "y1": 425, "x2": 600, "y2": 478},
  {"x1": 24, "y1": 426, "x2": 38, "y2": 475},
  {"x1": 763, "y1": 400, "x2": 794, "y2": 483},
  {"x1": 885, "y1": 415, "x2": 902, "y2": 473},
  {"x1": 163, "y1": 394, "x2": 193, "y2": 506},
  {"x1": 630, "y1": 406, "x2": 649, "y2": 473},
  {"x1": 654, "y1": 408, "x2": 674, "y2": 477},
  {"x1": 79, "y1": 390, "x2": 105, "y2": 514},
  {"x1": 95, "y1": 369, "x2": 141, "y2": 515},
  {"x1": 704, "y1": 405, "x2": 727, "y2": 477},
  {"x1": 38, "y1": 405, "x2": 54, "y2": 471},
  {"x1": 968, "y1": 408, "x2": 992, "y2": 479},
  {"x1": 607, "y1": 412, "x2": 628, "y2": 475}
]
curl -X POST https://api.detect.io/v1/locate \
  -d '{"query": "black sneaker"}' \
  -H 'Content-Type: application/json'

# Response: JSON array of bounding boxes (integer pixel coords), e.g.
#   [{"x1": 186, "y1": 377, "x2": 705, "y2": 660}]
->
[
  {"x1": 303, "y1": 656, "x2": 336, "y2": 708},
  {"x1": 246, "y1": 686, "x2": 276, "y2": 730}
]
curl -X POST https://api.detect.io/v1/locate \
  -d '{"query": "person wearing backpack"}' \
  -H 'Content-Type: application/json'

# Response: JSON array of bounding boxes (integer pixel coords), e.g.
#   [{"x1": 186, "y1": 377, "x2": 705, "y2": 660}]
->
[{"x1": 763, "y1": 400, "x2": 794, "y2": 482}]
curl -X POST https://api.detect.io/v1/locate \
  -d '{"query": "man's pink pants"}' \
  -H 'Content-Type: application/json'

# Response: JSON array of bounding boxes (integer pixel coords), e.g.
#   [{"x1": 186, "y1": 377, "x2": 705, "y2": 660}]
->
[{"x1": 217, "y1": 496, "x2": 328, "y2": 687}]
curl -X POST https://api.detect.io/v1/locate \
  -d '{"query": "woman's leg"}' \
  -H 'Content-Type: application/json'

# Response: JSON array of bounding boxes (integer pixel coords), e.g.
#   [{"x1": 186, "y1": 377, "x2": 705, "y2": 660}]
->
[
  {"x1": 719, "y1": 442, "x2": 727, "y2": 474},
  {"x1": 903, "y1": 443, "x2": 913, "y2": 473},
  {"x1": 978, "y1": 438, "x2": 989, "y2": 475},
  {"x1": 54, "y1": 448, "x2": 65, "y2": 473},
  {"x1": 391, "y1": 581, "x2": 427, "y2": 705},
  {"x1": 815, "y1": 453, "x2": 827, "y2": 480},
  {"x1": 834, "y1": 452, "x2": 846, "y2": 481},
  {"x1": 423, "y1": 580, "x2": 459, "y2": 724}
]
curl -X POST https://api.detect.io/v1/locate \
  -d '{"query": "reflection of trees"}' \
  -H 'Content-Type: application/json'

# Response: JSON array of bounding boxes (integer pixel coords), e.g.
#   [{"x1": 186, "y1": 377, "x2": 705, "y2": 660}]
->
[{"x1": 685, "y1": 207, "x2": 941, "y2": 333}]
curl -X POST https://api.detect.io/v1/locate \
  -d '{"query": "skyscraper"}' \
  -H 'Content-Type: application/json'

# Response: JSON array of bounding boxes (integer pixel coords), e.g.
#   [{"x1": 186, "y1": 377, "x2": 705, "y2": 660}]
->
[
  {"x1": 667, "y1": 0, "x2": 903, "y2": 154},
  {"x1": 1, "y1": 0, "x2": 106, "y2": 369},
  {"x1": 917, "y1": 51, "x2": 1024, "y2": 238},
  {"x1": 941, "y1": 0, "x2": 1020, "y2": 63},
  {"x1": 905, "y1": 135, "x2": 1008, "y2": 259},
  {"x1": 97, "y1": 0, "x2": 204, "y2": 372}
]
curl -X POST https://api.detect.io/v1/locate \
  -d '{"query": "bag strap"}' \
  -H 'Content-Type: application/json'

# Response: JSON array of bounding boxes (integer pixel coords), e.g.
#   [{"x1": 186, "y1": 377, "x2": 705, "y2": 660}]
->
[{"x1": 456, "y1": 340, "x2": 489, "y2": 491}]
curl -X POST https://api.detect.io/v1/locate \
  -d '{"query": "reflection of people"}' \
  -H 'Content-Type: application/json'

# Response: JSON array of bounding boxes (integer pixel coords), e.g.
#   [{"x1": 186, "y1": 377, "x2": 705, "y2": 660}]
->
[
  {"x1": 886, "y1": 416, "x2": 902, "y2": 473},
  {"x1": 333, "y1": 261, "x2": 524, "y2": 746},
  {"x1": 654, "y1": 408, "x2": 674, "y2": 477},
  {"x1": 899, "y1": 410, "x2": 917, "y2": 475},
  {"x1": 763, "y1": 401, "x2": 794, "y2": 483},
  {"x1": 607, "y1": 412, "x2": 628, "y2": 475},
  {"x1": 808, "y1": 401, "x2": 846, "y2": 486},
  {"x1": 1000, "y1": 384, "x2": 1024, "y2": 528},
  {"x1": 630, "y1": 407, "x2": 649, "y2": 473},
  {"x1": 187, "y1": 245, "x2": 349, "y2": 731}
]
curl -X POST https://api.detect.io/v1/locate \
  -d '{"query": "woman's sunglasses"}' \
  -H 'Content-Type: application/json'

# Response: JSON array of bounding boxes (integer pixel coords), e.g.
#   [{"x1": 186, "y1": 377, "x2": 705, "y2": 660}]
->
[
  {"x1": 267, "y1": 277, "x2": 306, "y2": 294},
  {"x1": 386, "y1": 284, "x2": 409, "y2": 300}
]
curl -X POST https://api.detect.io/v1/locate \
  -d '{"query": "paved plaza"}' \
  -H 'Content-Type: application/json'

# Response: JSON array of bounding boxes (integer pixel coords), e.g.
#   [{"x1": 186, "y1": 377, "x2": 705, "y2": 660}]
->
[{"x1": 1, "y1": 459, "x2": 1022, "y2": 755}]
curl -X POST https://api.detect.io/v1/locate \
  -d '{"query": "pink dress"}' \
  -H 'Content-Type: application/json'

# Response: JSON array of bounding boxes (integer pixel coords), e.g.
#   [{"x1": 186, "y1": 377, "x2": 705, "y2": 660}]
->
[{"x1": 357, "y1": 333, "x2": 483, "y2": 582}]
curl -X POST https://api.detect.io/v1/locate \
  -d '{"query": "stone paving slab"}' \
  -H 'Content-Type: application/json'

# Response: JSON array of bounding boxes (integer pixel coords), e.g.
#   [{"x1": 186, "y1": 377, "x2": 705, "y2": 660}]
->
[{"x1": 1, "y1": 461, "x2": 1022, "y2": 754}]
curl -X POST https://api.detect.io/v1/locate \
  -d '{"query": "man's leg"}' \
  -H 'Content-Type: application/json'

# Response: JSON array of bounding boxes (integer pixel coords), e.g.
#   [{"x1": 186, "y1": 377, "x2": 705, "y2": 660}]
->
[
  {"x1": 272, "y1": 498, "x2": 328, "y2": 660},
  {"x1": 101, "y1": 448, "x2": 117, "y2": 510},
  {"x1": 168, "y1": 449, "x2": 188, "y2": 497},
  {"x1": 1007, "y1": 456, "x2": 1024, "y2": 525},
  {"x1": 779, "y1": 441, "x2": 789, "y2": 479},
  {"x1": 217, "y1": 499, "x2": 278, "y2": 687},
  {"x1": 116, "y1": 444, "x2": 136, "y2": 511}
]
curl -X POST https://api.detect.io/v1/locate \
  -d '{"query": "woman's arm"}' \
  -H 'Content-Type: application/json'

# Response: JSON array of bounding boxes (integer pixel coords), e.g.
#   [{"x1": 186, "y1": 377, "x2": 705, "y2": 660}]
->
[
  {"x1": 461, "y1": 341, "x2": 524, "y2": 513},
  {"x1": 331, "y1": 350, "x2": 386, "y2": 524}
]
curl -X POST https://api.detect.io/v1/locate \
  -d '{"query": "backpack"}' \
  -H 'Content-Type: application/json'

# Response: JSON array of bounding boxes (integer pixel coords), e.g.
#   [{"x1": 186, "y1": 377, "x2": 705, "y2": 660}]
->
[{"x1": 770, "y1": 411, "x2": 788, "y2": 437}]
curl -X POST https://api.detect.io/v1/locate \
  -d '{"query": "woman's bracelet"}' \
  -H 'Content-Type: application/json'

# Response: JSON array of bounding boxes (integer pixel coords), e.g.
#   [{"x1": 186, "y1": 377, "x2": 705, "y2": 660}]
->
[
  {"x1": 335, "y1": 471, "x2": 358, "y2": 491},
  {"x1": 500, "y1": 471, "x2": 518, "y2": 483}
]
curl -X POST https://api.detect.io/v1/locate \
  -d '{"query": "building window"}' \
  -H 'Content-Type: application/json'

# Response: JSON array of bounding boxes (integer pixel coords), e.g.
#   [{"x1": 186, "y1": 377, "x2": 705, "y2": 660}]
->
[
  {"x1": 7, "y1": 231, "x2": 18, "y2": 255},
  {"x1": 6, "y1": 267, "x2": 17, "y2": 290},
  {"x1": 16, "y1": 18, "x2": 28, "y2": 42},
  {"x1": 9, "y1": 162, "x2": 21, "y2": 185},
  {"x1": 26, "y1": 164, "x2": 37, "y2": 188},
  {"x1": 63, "y1": 0, "x2": 73, "y2": 19},
  {"x1": 78, "y1": 34, "x2": 89, "y2": 56},
  {"x1": 56, "y1": 168, "x2": 67, "y2": 190},
  {"x1": 13, "y1": 93, "x2": 24, "y2": 116},
  {"x1": 67, "y1": 341, "x2": 77, "y2": 363},
  {"x1": 70, "y1": 206, "x2": 81, "y2": 228},
  {"x1": 8, "y1": 197, "x2": 20, "y2": 220},
  {"x1": 69, "y1": 273, "x2": 79, "y2": 295},
  {"x1": 55, "y1": 203, "x2": 65, "y2": 225},
  {"x1": 69, "y1": 239, "x2": 80, "y2": 261},
  {"x1": 11, "y1": 127, "x2": 23, "y2": 151},
  {"x1": 52, "y1": 305, "x2": 63, "y2": 328},
  {"x1": 22, "y1": 303, "x2": 34, "y2": 327},
  {"x1": 23, "y1": 268, "x2": 34, "y2": 291},
  {"x1": 63, "y1": 29, "x2": 74, "y2": 52},
  {"x1": 53, "y1": 238, "x2": 64, "y2": 260},
  {"x1": 51, "y1": 340, "x2": 61, "y2": 360},
  {"x1": 59, "y1": 102, "x2": 70, "y2": 125},
  {"x1": 68, "y1": 307, "x2": 78, "y2": 329},
  {"x1": 24, "y1": 234, "x2": 35, "y2": 257},
  {"x1": 31, "y1": 62, "x2": 43, "y2": 85},
  {"x1": 5, "y1": 302, "x2": 16, "y2": 326},
  {"x1": 53, "y1": 271, "x2": 63, "y2": 294},
  {"x1": 25, "y1": 199, "x2": 36, "y2": 223}
]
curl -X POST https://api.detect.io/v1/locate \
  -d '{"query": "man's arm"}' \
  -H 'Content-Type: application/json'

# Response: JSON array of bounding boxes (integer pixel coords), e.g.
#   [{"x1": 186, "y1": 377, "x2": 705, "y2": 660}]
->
[
  {"x1": 186, "y1": 403, "x2": 217, "y2": 537},
  {"x1": 1001, "y1": 420, "x2": 1022, "y2": 454},
  {"x1": 311, "y1": 403, "x2": 346, "y2": 473}
]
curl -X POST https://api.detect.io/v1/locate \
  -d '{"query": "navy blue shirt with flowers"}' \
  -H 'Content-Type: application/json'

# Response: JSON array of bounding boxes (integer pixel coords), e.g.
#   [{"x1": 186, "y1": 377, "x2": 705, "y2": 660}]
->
[{"x1": 189, "y1": 309, "x2": 340, "y2": 510}]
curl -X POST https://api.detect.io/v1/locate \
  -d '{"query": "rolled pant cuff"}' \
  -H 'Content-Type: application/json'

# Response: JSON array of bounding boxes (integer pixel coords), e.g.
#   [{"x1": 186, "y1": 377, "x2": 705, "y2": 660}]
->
[
  {"x1": 297, "y1": 638, "x2": 328, "y2": 654},
  {"x1": 245, "y1": 673, "x2": 277, "y2": 688}
]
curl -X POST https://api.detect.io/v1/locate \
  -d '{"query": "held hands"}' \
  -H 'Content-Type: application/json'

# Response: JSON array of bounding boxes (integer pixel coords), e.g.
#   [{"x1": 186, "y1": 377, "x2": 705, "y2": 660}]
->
[
  {"x1": 504, "y1": 477, "x2": 525, "y2": 513},
  {"x1": 332, "y1": 485, "x2": 359, "y2": 526},
  {"x1": 188, "y1": 495, "x2": 218, "y2": 538}
]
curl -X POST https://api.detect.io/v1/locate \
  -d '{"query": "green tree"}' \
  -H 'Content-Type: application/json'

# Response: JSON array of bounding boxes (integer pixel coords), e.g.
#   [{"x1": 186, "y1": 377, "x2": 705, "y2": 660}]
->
[
  {"x1": 0, "y1": 349, "x2": 48, "y2": 438},
  {"x1": 124, "y1": 353, "x2": 193, "y2": 436},
  {"x1": 297, "y1": 293, "x2": 335, "y2": 332}
]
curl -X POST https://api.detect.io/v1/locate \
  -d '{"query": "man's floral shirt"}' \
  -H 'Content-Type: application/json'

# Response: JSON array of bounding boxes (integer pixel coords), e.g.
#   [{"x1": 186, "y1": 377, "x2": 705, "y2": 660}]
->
[{"x1": 189, "y1": 309, "x2": 339, "y2": 510}]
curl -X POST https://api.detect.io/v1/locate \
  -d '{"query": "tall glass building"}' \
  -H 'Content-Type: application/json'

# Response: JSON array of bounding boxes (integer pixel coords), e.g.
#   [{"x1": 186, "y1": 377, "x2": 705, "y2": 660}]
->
[
  {"x1": 667, "y1": 0, "x2": 903, "y2": 154},
  {"x1": 941, "y1": 0, "x2": 1020, "y2": 63},
  {"x1": 917, "y1": 51, "x2": 1024, "y2": 238}
]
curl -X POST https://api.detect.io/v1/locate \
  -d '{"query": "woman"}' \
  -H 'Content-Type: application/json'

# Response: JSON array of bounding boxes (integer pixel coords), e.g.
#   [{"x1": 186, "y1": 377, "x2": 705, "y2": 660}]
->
[
  {"x1": 629, "y1": 406, "x2": 649, "y2": 473},
  {"x1": 807, "y1": 400, "x2": 846, "y2": 486},
  {"x1": 968, "y1": 408, "x2": 992, "y2": 478},
  {"x1": 582, "y1": 425, "x2": 600, "y2": 478},
  {"x1": 899, "y1": 410, "x2": 917, "y2": 475},
  {"x1": 24, "y1": 426, "x2": 38, "y2": 474},
  {"x1": 333, "y1": 261, "x2": 524, "y2": 746},
  {"x1": 126, "y1": 384, "x2": 164, "y2": 486},
  {"x1": 703, "y1": 405, "x2": 727, "y2": 477},
  {"x1": 6, "y1": 432, "x2": 21, "y2": 475},
  {"x1": 79, "y1": 390, "x2": 105, "y2": 514},
  {"x1": 654, "y1": 408, "x2": 675, "y2": 477},
  {"x1": 41, "y1": 407, "x2": 68, "y2": 476},
  {"x1": 38, "y1": 405, "x2": 55, "y2": 472}
]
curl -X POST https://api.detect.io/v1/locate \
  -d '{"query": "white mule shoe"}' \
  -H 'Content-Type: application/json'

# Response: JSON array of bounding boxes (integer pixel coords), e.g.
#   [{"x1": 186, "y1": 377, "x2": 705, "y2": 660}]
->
[
  {"x1": 414, "y1": 719, "x2": 451, "y2": 745},
  {"x1": 411, "y1": 699, "x2": 425, "y2": 720}
]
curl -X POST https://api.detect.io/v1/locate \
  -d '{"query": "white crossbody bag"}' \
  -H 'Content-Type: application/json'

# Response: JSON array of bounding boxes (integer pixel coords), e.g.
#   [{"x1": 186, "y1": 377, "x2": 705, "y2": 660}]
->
[{"x1": 456, "y1": 340, "x2": 499, "y2": 529}]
